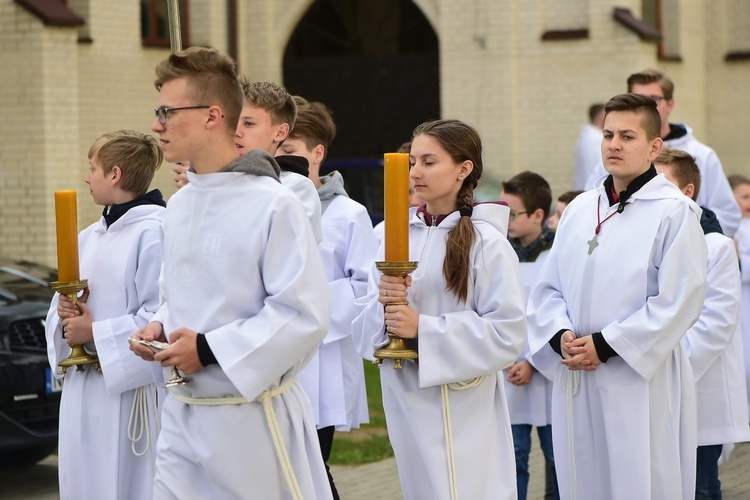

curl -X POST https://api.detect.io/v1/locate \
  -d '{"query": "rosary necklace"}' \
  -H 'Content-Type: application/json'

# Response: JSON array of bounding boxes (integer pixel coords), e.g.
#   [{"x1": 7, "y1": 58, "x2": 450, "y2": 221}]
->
[{"x1": 587, "y1": 195, "x2": 621, "y2": 255}]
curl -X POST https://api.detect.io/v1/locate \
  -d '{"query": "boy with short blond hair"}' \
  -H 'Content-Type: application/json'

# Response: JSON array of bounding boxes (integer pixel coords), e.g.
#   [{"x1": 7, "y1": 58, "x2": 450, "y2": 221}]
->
[
  {"x1": 276, "y1": 95, "x2": 377, "y2": 499},
  {"x1": 235, "y1": 79, "x2": 323, "y2": 242},
  {"x1": 46, "y1": 129, "x2": 166, "y2": 499},
  {"x1": 656, "y1": 149, "x2": 750, "y2": 499}
]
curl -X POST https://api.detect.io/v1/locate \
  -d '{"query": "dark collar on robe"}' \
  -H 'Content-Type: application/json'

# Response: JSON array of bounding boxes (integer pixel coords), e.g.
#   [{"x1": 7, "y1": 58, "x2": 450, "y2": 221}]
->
[
  {"x1": 699, "y1": 206, "x2": 724, "y2": 235},
  {"x1": 663, "y1": 123, "x2": 688, "y2": 142},
  {"x1": 603, "y1": 164, "x2": 657, "y2": 211},
  {"x1": 103, "y1": 189, "x2": 166, "y2": 228},
  {"x1": 276, "y1": 155, "x2": 310, "y2": 177}
]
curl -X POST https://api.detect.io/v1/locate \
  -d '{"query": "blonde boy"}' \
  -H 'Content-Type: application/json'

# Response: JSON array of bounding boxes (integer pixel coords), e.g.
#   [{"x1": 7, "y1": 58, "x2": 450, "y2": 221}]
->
[
  {"x1": 656, "y1": 149, "x2": 750, "y2": 499},
  {"x1": 46, "y1": 130, "x2": 166, "y2": 499}
]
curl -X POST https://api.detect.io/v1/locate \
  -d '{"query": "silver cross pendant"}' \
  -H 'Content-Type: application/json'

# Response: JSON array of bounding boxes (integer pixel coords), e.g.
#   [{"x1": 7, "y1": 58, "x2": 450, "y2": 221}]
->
[{"x1": 587, "y1": 234, "x2": 599, "y2": 255}]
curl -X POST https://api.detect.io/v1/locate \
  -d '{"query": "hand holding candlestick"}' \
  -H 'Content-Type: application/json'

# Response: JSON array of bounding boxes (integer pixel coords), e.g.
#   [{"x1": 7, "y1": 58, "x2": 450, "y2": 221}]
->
[
  {"x1": 375, "y1": 153, "x2": 420, "y2": 368},
  {"x1": 52, "y1": 190, "x2": 98, "y2": 373},
  {"x1": 52, "y1": 279, "x2": 99, "y2": 373},
  {"x1": 373, "y1": 262, "x2": 419, "y2": 369}
]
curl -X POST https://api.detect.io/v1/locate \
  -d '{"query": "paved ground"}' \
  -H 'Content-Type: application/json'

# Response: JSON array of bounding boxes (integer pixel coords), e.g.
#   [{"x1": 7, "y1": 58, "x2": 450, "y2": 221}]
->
[
  {"x1": 3, "y1": 439, "x2": 750, "y2": 498},
  {"x1": 331, "y1": 437, "x2": 750, "y2": 499}
]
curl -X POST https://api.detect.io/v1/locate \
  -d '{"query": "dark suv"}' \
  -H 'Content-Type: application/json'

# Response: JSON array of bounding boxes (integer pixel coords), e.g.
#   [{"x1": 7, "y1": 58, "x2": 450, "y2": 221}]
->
[{"x1": 0, "y1": 258, "x2": 60, "y2": 467}]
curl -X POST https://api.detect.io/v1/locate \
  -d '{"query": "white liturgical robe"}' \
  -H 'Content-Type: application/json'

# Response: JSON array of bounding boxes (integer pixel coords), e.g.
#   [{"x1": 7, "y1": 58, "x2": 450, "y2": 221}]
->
[
  {"x1": 682, "y1": 231, "x2": 750, "y2": 447},
  {"x1": 353, "y1": 203, "x2": 526, "y2": 500},
  {"x1": 528, "y1": 174, "x2": 707, "y2": 500},
  {"x1": 298, "y1": 172, "x2": 375, "y2": 431},
  {"x1": 151, "y1": 170, "x2": 332, "y2": 499},
  {"x1": 46, "y1": 204, "x2": 165, "y2": 500}
]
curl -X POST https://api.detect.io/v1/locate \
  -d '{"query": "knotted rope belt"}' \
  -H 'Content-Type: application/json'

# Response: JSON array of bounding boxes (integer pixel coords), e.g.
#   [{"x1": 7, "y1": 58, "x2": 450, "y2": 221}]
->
[{"x1": 170, "y1": 378, "x2": 303, "y2": 500}]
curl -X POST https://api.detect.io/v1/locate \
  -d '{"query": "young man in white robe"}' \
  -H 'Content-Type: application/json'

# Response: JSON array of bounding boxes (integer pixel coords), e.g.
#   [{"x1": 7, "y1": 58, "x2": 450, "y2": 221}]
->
[
  {"x1": 276, "y1": 96, "x2": 377, "y2": 499},
  {"x1": 655, "y1": 149, "x2": 750, "y2": 499},
  {"x1": 173, "y1": 79, "x2": 323, "y2": 244},
  {"x1": 527, "y1": 93, "x2": 708, "y2": 500},
  {"x1": 130, "y1": 47, "x2": 332, "y2": 499},
  {"x1": 585, "y1": 69, "x2": 741, "y2": 237},
  {"x1": 46, "y1": 130, "x2": 166, "y2": 500}
]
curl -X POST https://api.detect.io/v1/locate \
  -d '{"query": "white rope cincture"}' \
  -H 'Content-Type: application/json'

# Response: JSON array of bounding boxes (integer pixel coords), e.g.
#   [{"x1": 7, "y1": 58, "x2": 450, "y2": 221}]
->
[
  {"x1": 441, "y1": 376, "x2": 483, "y2": 500},
  {"x1": 170, "y1": 378, "x2": 302, "y2": 500},
  {"x1": 557, "y1": 369, "x2": 580, "y2": 500},
  {"x1": 128, "y1": 384, "x2": 161, "y2": 478}
]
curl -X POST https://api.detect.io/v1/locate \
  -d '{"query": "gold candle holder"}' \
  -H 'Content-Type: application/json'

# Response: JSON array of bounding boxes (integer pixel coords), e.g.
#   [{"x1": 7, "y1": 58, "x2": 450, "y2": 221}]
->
[
  {"x1": 165, "y1": 366, "x2": 189, "y2": 387},
  {"x1": 374, "y1": 261, "x2": 419, "y2": 369},
  {"x1": 51, "y1": 279, "x2": 99, "y2": 373}
]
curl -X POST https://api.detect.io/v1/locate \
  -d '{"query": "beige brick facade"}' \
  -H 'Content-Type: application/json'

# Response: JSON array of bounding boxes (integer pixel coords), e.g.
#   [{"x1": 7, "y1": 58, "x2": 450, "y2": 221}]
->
[{"x1": 1, "y1": 0, "x2": 748, "y2": 266}]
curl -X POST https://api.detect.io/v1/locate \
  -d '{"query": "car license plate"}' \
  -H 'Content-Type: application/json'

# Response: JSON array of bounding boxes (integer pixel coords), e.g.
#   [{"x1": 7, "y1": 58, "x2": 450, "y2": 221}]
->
[{"x1": 45, "y1": 367, "x2": 63, "y2": 393}]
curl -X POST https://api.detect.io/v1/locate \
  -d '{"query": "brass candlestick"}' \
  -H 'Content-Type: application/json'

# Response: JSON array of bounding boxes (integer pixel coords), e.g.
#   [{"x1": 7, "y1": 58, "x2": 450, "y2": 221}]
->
[
  {"x1": 165, "y1": 366, "x2": 189, "y2": 387},
  {"x1": 374, "y1": 261, "x2": 419, "y2": 369},
  {"x1": 51, "y1": 279, "x2": 99, "y2": 373}
]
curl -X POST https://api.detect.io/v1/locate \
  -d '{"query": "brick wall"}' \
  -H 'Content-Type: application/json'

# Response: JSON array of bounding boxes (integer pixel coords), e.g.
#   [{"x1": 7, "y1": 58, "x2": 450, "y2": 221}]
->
[{"x1": 1, "y1": 0, "x2": 749, "y2": 267}]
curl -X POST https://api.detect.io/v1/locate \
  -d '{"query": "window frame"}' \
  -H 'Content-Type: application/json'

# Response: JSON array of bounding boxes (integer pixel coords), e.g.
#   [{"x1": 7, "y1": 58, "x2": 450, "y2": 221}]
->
[{"x1": 141, "y1": 0, "x2": 190, "y2": 49}]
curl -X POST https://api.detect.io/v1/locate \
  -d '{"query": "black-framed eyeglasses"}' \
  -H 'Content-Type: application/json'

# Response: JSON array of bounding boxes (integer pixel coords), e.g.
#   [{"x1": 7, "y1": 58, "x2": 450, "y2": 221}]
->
[
  {"x1": 154, "y1": 106, "x2": 210, "y2": 125},
  {"x1": 647, "y1": 95, "x2": 666, "y2": 104},
  {"x1": 508, "y1": 210, "x2": 528, "y2": 221}
]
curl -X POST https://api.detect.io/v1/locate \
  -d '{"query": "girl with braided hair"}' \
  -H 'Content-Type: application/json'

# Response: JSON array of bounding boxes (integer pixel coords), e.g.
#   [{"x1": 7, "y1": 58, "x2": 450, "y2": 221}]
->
[{"x1": 353, "y1": 119, "x2": 527, "y2": 499}]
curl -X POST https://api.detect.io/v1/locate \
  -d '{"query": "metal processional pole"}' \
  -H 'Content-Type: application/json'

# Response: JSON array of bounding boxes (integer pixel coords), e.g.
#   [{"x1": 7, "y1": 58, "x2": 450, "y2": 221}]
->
[{"x1": 166, "y1": 0, "x2": 183, "y2": 53}]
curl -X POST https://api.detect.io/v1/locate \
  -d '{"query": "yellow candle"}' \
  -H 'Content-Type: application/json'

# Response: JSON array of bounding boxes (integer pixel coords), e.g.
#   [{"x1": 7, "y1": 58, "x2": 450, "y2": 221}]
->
[
  {"x1": 54, "y1": 190, "x2": 80, "y2": 282},
  {"x1": 384, "y1": 153, "x2": 410, "y2": 262}
]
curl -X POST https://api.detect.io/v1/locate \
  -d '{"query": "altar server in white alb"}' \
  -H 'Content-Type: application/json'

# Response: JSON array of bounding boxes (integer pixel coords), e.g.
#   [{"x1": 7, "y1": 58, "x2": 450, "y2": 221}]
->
[
  {"x1": 129, "y1": 47, "x2": 332, "y2": 499},
  {"x1": 586, "y1": 69, "x2": 740, "y2": 237},
  {"x1": 654, "y1": 149, "x2": 750, "y2": 499},
  {"x1": 277, "y1": 96, "x2": 376, "y2": 499},
  {"x1": 527, "y1": 93, "x2": 707, "y2": 500},
  {"x1": 353, "y1": 119, "x2": 526, "y2": 500},
  {"x1": 729, "y1": 174, "x2": 750, "y2": 415},
  {"x1": 46, "y1": 130, "x2": 166, "y2": 500}
]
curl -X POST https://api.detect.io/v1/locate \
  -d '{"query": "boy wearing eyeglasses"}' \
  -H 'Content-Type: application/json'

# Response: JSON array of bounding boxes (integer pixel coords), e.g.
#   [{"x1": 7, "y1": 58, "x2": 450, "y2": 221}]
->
[
  {"x1": 499, "y1": 171, "x2": 559, "y2": 500},
  {"x1": 130, "y1": 47, "x2": 332, "y2": 499},
  {"x1": 172, "y1": 79, "x2": 323, "y2": 243}
]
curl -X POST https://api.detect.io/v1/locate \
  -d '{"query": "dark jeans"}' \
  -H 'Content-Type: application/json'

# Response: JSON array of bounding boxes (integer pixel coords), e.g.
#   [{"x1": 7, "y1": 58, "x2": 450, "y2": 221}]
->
[
  {"x1": 695, "y1": 444, "x2": 723, "y2": 500},
  {"x1": 512, "y1": 424, "x2": 559, "y2": 500},
  {"x1": 317, "y1": 426, "x2": 340, "y2": 500}
]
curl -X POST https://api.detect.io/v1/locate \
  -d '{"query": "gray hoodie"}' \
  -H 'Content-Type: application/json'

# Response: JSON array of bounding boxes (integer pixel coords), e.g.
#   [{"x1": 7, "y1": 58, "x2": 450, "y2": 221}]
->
[{"x1": 220, "y1": 148, "x2": 281, "y2": 181}]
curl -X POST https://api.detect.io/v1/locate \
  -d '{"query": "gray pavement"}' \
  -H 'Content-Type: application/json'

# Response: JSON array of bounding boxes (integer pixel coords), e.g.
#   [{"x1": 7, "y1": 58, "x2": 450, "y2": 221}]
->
[
  {"x1": 3, "y1": 439, "x2": 750, "y2": 498},
  {"x1": 331, "y1": 437, "x2": 750, "y2": 499}
]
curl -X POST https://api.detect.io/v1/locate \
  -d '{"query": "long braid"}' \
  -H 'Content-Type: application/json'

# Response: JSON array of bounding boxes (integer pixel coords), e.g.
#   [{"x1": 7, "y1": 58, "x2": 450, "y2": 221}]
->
[{"x1": 444, "y1": 178, "x2": 478, "y2": 303}]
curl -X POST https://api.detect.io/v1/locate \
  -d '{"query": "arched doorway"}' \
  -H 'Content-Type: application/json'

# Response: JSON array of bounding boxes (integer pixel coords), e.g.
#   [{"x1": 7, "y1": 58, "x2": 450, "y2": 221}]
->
[{"x1": 283, "y1": 0, "x2": 439, "y2": 219}]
